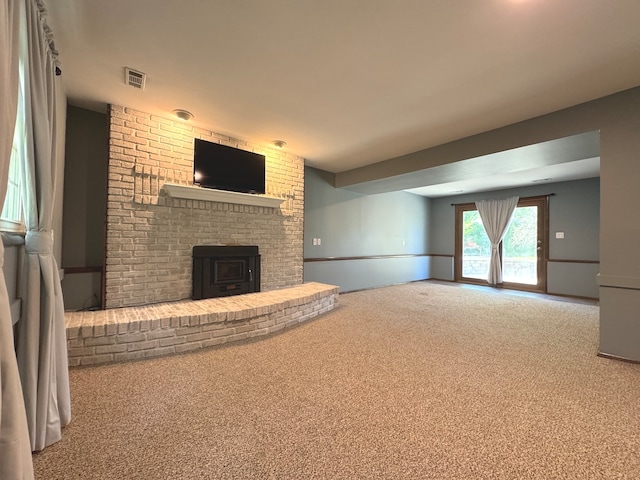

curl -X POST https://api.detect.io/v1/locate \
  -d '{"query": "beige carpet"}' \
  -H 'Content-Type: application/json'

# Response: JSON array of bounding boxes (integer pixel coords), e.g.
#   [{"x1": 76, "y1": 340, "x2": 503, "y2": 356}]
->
[{"x1": 33, "y1": 281, "x2": 640, "y2": 479}]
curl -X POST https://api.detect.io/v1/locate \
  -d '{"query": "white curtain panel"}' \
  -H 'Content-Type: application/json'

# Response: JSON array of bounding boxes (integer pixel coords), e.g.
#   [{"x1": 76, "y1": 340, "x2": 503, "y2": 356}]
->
[
  {"x1": 0, "y1": 1, "x2": 36, "y2": 478},
  {"x1": 15, "y1": 0, "x2": 70, "y2": 452},
  {"x1": 475, "y1": 196, "x2": 519, "y2": 285}
]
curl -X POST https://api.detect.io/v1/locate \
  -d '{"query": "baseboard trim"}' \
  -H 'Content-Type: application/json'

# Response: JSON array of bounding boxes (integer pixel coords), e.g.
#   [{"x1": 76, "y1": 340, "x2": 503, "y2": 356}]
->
[
  {"x1": 597, "y1": 352, "x2": 640, "y2": 365},
  {"x1": 304, "y1": 253, "x2": 429, "y2": 263},
  {"x1": 341, "y1": 278, "x2": 430, "y2": 295},
  {"x1": 546, "y1": 291, "x2": 599, "y2": 302}
]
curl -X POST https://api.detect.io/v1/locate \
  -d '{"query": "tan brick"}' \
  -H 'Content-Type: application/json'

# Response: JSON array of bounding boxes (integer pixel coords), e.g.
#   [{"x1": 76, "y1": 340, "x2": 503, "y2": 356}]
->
[
  {"x1": 84, "y1": 336, "x2": 117, "y2": 347},
  {"x1": 80, "y1": 354, "x2": 114, "y2": 365},
  {"x1": 202, "y1": 337, "x2": 227, "y2": 348},
  {"x1": 67, "y1": 346, "x2": 96, "y2": 357},
  {"x1": 66, "y1": 326, "x2": 79, "y2": 339},
  {"x1": 174, "y1": 343, "x2": 202, "y2": 354},
  {"x1": 144, "y1": 346, "x2": 176, "y2": 358},
  {"x1": 96, "y1": 344, "x2": 128, "y2": 354},
  {"x1": 127, "y1": 340, "x2": 159, "y2": 352},
  {"x1": 117, "y1": 332, "x2": 146, "y2": 343},
  {"x1": 159, "y1": 336, "x2": 186, "y2": 347},
  {"x1": 185, "y1": 332, "x2": 212, "y2": 343},
  {"x1": 67, "y1": 338, "x2": 84, "y2": 348},
  {"x1": 248, "y1": 328, "x2": 269, "y2": 338},
  {"x1": 225, "y1": 332, "x2": 250, "y2": 344},
  {"x1": 114, "y1": 351, "x2": 146, "y2": 362},
  {"x1": 235, "y1": 324, "x2": 257, "y2": 334},
  {"x1": 269, "y1": 323, "x2": 286, "y2": 334},
  {"x1": 175, "y1": 326, "x2": 201, "y2": 336},
  {"x1": 146, "y1": 329, "x2": 176, "y2": 340}
]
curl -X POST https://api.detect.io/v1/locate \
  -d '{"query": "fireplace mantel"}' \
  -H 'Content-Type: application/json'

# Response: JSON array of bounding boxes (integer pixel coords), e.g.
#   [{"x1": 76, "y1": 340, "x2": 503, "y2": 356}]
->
[{"x1": 162, "y1": 183, "x2": 284, "y2": 208}]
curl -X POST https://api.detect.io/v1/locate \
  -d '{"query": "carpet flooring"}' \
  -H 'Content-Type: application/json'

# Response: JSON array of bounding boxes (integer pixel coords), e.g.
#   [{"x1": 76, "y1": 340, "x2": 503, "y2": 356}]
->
[{"x1": 32, "y1": 281, "x2": 640, "y2": 479}]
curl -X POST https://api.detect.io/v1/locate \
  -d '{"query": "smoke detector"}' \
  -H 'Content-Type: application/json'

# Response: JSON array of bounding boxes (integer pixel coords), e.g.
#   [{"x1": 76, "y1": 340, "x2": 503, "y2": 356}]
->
[{"x1": 124, "y1": 67, "x2": 146, "y2": 90}]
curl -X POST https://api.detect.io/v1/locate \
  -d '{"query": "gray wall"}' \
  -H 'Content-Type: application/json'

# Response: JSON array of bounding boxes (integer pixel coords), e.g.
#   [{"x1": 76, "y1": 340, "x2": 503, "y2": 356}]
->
[
  {"x1": 304, "y1": 166, "x2": 600, "y2": 298},
  {"x1": 429, "y1": 177, "x2": 600, "y2": 298},
  {"x1": 61, "y1": 106, "x2": 108, "y2": 268},
  {"x1": 60, "y1": 106, "x2": 108, "y2": 310},
  {"x1": 304, "y1": 166, "x2": 430, "y2": 292}
]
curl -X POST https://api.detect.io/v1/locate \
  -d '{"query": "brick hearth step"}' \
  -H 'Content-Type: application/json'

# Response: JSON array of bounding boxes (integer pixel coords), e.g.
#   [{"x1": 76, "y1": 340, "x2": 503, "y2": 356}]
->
[{"x1": 65, "y1": 282, "x2": 339, "y2": 366}]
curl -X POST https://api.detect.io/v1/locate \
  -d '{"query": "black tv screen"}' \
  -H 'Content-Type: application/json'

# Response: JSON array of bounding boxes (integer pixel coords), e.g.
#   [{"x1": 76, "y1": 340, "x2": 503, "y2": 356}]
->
[{"x1": 193, "y1": 139, "x2": 266, "y2": 194}]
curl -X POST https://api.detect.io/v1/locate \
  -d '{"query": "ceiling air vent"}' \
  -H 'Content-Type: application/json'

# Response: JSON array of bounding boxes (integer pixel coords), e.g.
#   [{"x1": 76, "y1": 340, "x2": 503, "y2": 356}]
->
[{"x1": 124, "y1": 67, "x2": 146, "y2": 90}]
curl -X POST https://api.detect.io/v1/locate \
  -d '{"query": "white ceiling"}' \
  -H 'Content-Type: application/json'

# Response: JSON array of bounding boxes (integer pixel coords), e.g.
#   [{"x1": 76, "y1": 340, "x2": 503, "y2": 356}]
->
[{"x1": 47, "y1": 0, "x2": 640, "y2": 194}]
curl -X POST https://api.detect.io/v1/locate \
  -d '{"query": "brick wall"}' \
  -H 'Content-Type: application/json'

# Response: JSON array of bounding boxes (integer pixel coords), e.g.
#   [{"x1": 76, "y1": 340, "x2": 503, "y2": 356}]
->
[{"x1": 105, "y1": 105, "x2": 304, "y2": 308}]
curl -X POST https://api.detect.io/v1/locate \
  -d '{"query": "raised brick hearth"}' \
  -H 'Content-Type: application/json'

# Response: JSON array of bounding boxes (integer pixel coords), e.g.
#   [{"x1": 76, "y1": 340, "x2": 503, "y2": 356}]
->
[{"x1": 65, "y1": 283, "x2": 338, "y2": 366}]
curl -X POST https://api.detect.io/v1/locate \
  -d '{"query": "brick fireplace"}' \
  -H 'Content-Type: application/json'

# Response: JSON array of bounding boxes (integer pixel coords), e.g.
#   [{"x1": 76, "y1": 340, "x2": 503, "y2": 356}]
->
[{"x1": 104, "y1": 105, "x2": 304, "y2": 309}]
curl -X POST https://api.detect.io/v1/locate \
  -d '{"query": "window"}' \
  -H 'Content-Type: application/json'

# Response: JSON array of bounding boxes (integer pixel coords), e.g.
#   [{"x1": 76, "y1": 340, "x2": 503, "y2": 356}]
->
[
  {"x1": 0, "y1": 145, "x2": 24, "y2": 232},
  {"x1": 1, "y1": 56, "x2": 26, "y2": 234}
]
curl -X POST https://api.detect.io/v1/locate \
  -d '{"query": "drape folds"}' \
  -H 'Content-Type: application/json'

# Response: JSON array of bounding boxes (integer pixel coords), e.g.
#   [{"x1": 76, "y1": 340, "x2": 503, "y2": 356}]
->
[
  {"x1": 475, "y1": 196, "x2": 519, "y2": 285},
  {"x1": 0, "y1": 1, "x2": 36, "y2": 477},
  {"x1": 15, "y1": 0, "x2": 70, "y2": 452}
]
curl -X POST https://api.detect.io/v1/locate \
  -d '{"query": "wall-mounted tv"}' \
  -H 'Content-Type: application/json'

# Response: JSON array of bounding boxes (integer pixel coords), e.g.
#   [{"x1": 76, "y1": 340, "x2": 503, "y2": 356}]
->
[{"x1": 193, "y1": 139, "x2": 266, "y2": 194}]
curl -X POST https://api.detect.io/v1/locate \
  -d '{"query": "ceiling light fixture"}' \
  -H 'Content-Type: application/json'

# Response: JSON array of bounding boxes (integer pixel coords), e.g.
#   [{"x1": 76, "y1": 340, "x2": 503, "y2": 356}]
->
[
  {"x1": 271, "y1": 140, "x2": 286, "y2": 148},
  {"x1": 172, "y1": 109, "x2": 193, "y2": 121}
]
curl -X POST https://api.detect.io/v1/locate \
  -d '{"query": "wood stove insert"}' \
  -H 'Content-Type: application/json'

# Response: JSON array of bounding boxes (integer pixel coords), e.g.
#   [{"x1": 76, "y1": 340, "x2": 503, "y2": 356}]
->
[{"x1": 192, "y1": 245, "x2": 260, "y2": 300}]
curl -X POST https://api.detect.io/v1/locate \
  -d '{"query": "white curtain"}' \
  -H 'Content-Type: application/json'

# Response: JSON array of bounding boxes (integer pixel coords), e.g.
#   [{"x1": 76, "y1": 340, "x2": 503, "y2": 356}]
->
[
  {"x1": 15, "y1": 0, "x2": 70, "y2": 452},
  {"x1": 0, "y1": 0, "x2": 35, "y2": 478},
  {"x1": 475, "y1": 196, "x2": 519, "y2": 285}
]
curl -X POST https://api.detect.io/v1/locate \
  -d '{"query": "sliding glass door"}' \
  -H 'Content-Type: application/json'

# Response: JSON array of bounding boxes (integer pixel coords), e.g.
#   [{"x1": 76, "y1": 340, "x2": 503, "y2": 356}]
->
[{"x1": 455, "y1": 196, "x2": 548, "y2": 292}]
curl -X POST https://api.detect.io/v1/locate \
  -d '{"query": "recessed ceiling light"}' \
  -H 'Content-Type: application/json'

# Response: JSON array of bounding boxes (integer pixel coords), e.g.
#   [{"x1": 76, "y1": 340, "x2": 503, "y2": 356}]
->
[
  {"x1": 271, "y1": 140, "x2": 286, "y2": 148},
  {"x1": 172, "y1": 109, "x2": 193, "y2": 121}
]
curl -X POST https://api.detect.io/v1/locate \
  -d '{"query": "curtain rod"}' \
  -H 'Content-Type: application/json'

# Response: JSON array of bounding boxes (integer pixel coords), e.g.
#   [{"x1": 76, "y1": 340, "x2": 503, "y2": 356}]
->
[{"x1": 450, "y1": 193, "x2": 555, "y2": 206}]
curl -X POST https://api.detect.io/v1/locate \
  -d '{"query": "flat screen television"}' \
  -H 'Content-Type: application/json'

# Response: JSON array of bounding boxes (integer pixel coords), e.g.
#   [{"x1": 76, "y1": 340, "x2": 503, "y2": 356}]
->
[{"x1": 193, "y1": 139, "x2": 266, "y2": 194}]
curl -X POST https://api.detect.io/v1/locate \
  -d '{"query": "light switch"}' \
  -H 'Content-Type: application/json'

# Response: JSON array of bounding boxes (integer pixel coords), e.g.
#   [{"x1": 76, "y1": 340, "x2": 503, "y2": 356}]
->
[
  {"x1": 317, "y1": 238, "x2": 321, "y2": 246},
  {"x1": 555, "y1": 232, "x2": 565, "y2": 239}
]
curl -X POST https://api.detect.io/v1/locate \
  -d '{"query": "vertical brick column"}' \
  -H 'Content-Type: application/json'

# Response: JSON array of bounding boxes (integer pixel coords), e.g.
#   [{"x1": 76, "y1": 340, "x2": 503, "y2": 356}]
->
[{"x1": 104, "y1": 105, "x2": 304, "y2": 308}]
